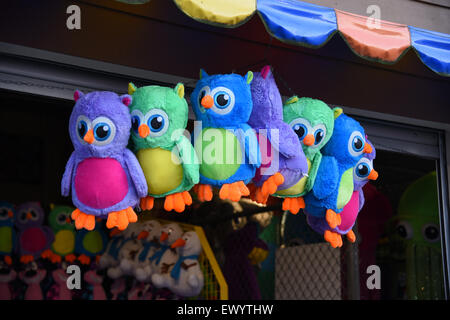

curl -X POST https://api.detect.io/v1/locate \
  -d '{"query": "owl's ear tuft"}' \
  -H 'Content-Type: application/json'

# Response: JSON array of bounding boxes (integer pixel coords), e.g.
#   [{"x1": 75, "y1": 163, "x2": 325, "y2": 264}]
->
[
  {"x1": 74, "y1": 90, "x2": 84, "y2": 102},
  {"x1": 261, "y1": 65, "x2": 271, "y2": 79},
  {"x1": 284, "y1": 96, "x2": 298, "y2": 106},
  {"x1": 333, "y1": 107, "x2": 343, "y2": 119},
  {"x1": 245, "y1": 71, "x2": 253, "y2": 84},
  {"x1": 199, "y1": 69, "x2": 208, "y2": 79},
  {"x1": 174, "y1": 83, "x2": 185, "y2": 99},
  {"x1": 128, "y1": 82, "x2": 137, "y2": 95},
  {"x1": 120, "y1": 94, "x2": 132, "y2": 107}
]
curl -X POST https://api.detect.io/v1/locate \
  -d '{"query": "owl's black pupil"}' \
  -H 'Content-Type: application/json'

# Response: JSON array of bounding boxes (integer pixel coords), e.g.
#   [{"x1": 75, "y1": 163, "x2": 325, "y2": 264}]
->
[
  {"x1": 354, "y1": 138, "x2": 363, "y2": 150},
  {"x1": 294, "y1": 126, "x2": 305, "y2": 139},
  {"x1": 132, "y1": 118, "x2": 139, "y2": 131},
  {"x1": 216, "y1": 94, "x2": 229, "y2": 106},
  {"x1": 96, "y1": 125, "x2": 109, "y2": 138},
  {"x1": 78, "y1": 122, "x2": 86, "y2": 138},
  {"x1": 0, "y1": 210, "x2": 6, "y2": 217},
  {"x1": 358, "y1": 165, "x2": 369, "y2": 176},
  {"x1": 397, "y1": 225, "x2": 407, "y2": 238},
  {"x1": 58, "y1": 215, "x2": 66, "y2": 222},
  {"x1": 315, "y1": 131, "x2": 324, "y2": 144},
  {"x1": 151, "y1": 117, "x2": 163, "y2": 130},
  {"x1": 30, "y1": 210, "x2": 36, "y2": 217},
  {"x1": 425, "y1": 226, "x2": 438, "y2": 240}
]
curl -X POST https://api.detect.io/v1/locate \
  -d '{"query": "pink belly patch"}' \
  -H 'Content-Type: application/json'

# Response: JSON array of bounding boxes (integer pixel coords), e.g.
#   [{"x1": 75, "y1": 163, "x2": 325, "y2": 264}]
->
[
  {"x1": 75, "y1": 158, "x2": 128, "y2": 209},
  {"x1": 21, "y1": 228, "x2": 46, "y2": 253},
  {"x1": 339, "y1": 191, "x2": 360, "y2": 231}
]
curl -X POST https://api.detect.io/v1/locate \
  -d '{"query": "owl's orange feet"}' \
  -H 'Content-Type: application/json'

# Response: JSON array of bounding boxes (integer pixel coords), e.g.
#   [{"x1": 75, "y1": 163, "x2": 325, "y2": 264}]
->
[
  {"x1": 164, "y1": 191, "x2": 192, "y2": 213},
  {"x1": 4, "y1": 256, "x2": 12, "y2": 265},
  {"x1": 50, "y1": 253, "x2": 62, "y2": 264},
  {"x1": 140, "y1": 196, "x2": 154, "y2": 211},
  {"x1": 326, "y1": 209, "x2": 341, "y2": 229},
  {"x1": 261, "y1": 173, "x2": 284, "y2": 198},
  {"x1": 65, "y1": 254, "x2": 77, "y2": 263},
  {"x1": 324, "y1": 230, "x2": 343, "y2": 248},
  {"x1": 71, "y1": 209, "x2": 96, "y2": 231},
  {"x1": 219, "y1": 181, "x2": 249, "y2": 202},
  {"x1": 346, "y1": 230, "x2": 356, "y2": 243},
  {"x1": 282, "y1": 197, "x2": 305, "y2": 214},
  {"x1": 20, "y1": 255, "x2": 34, "y2": 264},
  {"x1": 106, "y1": 207, "x2": 137, "y2": 231},
  {"x1": 194, "y1": 184, "x2": 213, "y2": 202},
  {"x1": 78, "y1": 254, "x2": 91, "y2": 265},
  {"x1": 41, "y1": 249, "x2": 53, "y2": 259}
]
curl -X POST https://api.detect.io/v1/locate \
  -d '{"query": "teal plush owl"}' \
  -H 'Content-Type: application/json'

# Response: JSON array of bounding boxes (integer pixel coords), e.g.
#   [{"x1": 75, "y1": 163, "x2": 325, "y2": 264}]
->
[
  {"x1": 274, "y1": 96, "x2": 340, "y2": 214},
  {"x1": 128, "y1": 83, "x2": 200, "y2": 213}
]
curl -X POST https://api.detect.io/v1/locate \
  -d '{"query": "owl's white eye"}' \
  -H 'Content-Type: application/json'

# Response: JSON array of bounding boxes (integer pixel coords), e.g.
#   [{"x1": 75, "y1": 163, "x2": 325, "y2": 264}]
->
[
  {"x1": 288, "y1": 118, "x2": 312, "y2": 142},
  {"x1": 354, "y1": 158, "x2": 373, "y2": 181},
  {"x1": 92, "y1": 117, "x2": 116, "y2": 146},
  {"x1": 131, "y1": 109, "x2": 144, "y2": 136},
  {"x1": 396, "y1": 221, "x2": 413, "y2": 240},
  {"x1": 144, "y1": 109, "x2": 169, "y2": 137},
  {"x1": 0, "y1": 207, "x2": 11, "y2": 221},
  {"x1": 311, "y1": 124, "x2": 326, "y2": 148},
  {"x1": 56, "y1": 212, "x2": 69, "y2": 225},
  {"x1": 210, "y1": 87, "x2": 235, "y2": 115},
  {"x1": 422, "y1": 223, "x2": 440, "y2": 243},
  {"x1": 348, "y1": 131, "x2": 365, "y2": 157},
  {"x1": 76, "y1": 115, "x2": 92, "y2": 144}
]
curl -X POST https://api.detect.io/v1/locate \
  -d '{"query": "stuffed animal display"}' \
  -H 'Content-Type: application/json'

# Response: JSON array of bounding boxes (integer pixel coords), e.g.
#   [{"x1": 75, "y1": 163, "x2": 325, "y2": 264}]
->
[
  {"x1": 191, "y1": 70, "x2": 261, "y2": 202},
  {"x1": 62, "y1": 91, "x2": 148, "y2": 231},
  {"x1": 128, "y1": 83, "x2": 199, "y2": 213}
]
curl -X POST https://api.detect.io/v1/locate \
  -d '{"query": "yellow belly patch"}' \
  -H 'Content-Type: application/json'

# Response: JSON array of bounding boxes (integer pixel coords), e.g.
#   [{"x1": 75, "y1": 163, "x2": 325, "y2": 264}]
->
[
  {"x1": 53, "y1": 230, "x2": 75, "y2": 255},
  {"x1": 275, "y1": 158, "x2": 311, "y2": 196},
  {"x1": 137, "y1": 147, "x2": 184, "y2": 195},
  {"x1": 337, "y1": 168, "x2": 354, "y2": 209}
]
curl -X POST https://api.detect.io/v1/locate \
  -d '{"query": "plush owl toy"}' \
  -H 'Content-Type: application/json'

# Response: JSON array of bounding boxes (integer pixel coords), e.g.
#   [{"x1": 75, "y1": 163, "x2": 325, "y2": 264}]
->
[
  {"x1": 304, "y1": 113, "x2": 373, "y2": 240},
  {"x1": 0, "y1": 201, "x2": 15, "y2": 263},
  {"x1": 307, "y1": 139, "x2": 378, "y2": 247},
  {"x1": 15, "y1": 202, "x2": 54, "y2": 263},
  {"x1": 274, "y1": 97, "x2": 339, "y2": 214},
  {"x1": 75, "y1": 222, "x2": 108, "y2": 266},
  {"x1": 61, "y1": 90, "x2": 148, "y2": 231},
  {"x1": 248, "y1": 66, "x2": 308, "y2": 204},
  {"x1": 128, "y1": 83, "x2": 199, "y2": 213},
  {"x1": 191, "y1": 70, "x2": 261, "y2": 202}
]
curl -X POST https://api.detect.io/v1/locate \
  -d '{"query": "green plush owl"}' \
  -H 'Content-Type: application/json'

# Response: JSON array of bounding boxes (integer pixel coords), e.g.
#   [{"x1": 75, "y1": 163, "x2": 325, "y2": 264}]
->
[
  {"x1": 128, "y1": 83, "x2": 200, "y2": 213},
  {"x1": 274, "y1": 96, "x2": 340, "y2": 213},
  {"x1": 45, "y1": 205, "x2": 77, "y2": 262}
]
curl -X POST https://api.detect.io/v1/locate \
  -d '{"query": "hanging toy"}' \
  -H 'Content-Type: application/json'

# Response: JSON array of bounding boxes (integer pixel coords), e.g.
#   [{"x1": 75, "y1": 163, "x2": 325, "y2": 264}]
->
[
  {"x1": 41, "y1": 205, "x2": 77, "y2": 264},
  {"x1": 61, "y1": 90, "x2": 148, "y2": 231},
  {"x1": 128, "y1": 83, "x2": 199, "y2": 213},
  {"x1": 152, "y1": 231, "x2": 204, "y2": 297},
  {"x1": 248, "y1": 66, "x2": 308, "y2": 204},
  {"x1": 304, "y1": 113, "x2": 373, "y2": 246},
  {"x1": 275, "y1": 97, "x2": 339, "y2": 214},
  {"x1": 74, "y1": 221, "x2": 108, "y2": 266},
  {"x1": 307, "y1": 139, "x2": 378, "y2": 247},
  {"x1": 191, "y1": 70, "x2": 261, "y2": 202},
  {"x1": 19, "y1": 260, "x2": 46, "y2": 300},
  {"x1": 15, "y1": 202, "x2": 54, "y2": 263},
  {"x1": 0, "y1": 201, "x2": 15, "y2": 266},
  {"x1": 0, "y1": 256, "x2": 16, "y2": 300},
  {"x1": 133, "y1": 220, "x2": 162, "y2": 282}
]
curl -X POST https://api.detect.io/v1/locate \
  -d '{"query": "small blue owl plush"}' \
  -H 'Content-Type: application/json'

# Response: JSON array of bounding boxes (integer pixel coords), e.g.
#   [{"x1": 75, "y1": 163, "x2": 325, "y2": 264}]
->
[
  {"x1": 191, "y1": 70, "x2": 261, "y2": 202},
  {"x1": 61, "y1": 91, "x2": 148, "y2": 232},
  {"x1": 304, "y1": 113, "x2": 373, "y2": 231}
]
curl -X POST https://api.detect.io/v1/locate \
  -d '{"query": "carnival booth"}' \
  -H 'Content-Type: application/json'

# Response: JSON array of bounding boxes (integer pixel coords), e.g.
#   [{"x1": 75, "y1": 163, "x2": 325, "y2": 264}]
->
[{"x1": 0, "y1": 0, "x2": 449, "y2": 300}]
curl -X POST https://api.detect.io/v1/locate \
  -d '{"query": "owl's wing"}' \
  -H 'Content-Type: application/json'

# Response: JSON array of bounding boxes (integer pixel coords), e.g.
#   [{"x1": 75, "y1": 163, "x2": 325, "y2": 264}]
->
[
  {"x1": 123, "y1": 149, "x2": 148, "y2": 198},
  {"x1": 311, "y1": 155, "x2": 339, "y2": 200},
  {"x1": 43, "y1": 226, "x2": 55, "y2": 250},
  {"x1": 61, "y1": 152, "x2": 76, "y2": 197},
  {"x1": 175, "y1": 135, "x2": 200, "y2": 187},
  {"x1": 269, "y1": 120, "x2": 302, "y2": 159},
  {"x1": 305, "y1": 152, "x2": 322, "y2": 192},
  {"x1": 236, "y1": 123, "x2": 261, "y2": 168}
]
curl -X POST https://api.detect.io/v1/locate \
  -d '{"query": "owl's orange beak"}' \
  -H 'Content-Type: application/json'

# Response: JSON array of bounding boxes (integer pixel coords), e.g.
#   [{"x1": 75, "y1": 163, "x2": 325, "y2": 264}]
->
[
  {"x1": 137, "y1": 231, "x2": 149, "y2": 240},
  {"x1": 201, "y1": 95, "x2": 213, "y2": 109},
  {"x1": 303, "y1": 134, "x2": 315, "y2": 146},
  {"x1": 26, "y1": 212, "x2": 32, "y2": 220},
  {"x1": 138, "y1": 124, "x2": 150, "y2": 138},
  {"x1": 83, "y1": 129, "x2": 95, "y2": 144},
  {"x1": 368, "y1": 169, "x2": 378, "y2": 180},
  {"x1": 363, "y1": 143, "x2": 373, "y2": 154},
  {"x1": 160, "y1": 231, "x2": 168, "y2": 242},
  {"x1": 66, "y1": 217, "x2": 71, "y2": 224},
  {"x1": 7, "y1": 210, "x2": 13, "y2": 218},
  {"x1": 171, "y1": 238, "x2": 186, "y2": 249}
]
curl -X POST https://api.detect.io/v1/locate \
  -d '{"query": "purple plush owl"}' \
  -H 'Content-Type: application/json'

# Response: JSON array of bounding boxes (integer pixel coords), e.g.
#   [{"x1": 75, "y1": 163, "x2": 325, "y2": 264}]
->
[
  {"x1": 61, "y1": 91, "x2": 148, "y2": 232},
  {"x1": 248, "y1": 66, "x2": 308, "y2": 204},
  {"x1": 15, "y1": 202, "x2": 54, "y2": 262}
]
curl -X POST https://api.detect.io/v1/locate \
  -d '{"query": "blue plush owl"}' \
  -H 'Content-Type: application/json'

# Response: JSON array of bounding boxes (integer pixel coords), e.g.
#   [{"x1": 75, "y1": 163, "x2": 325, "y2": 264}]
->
[
  {"x1": 74, "y1": 219, "x2": 108, "y2": 266},
  {"x1": 304, "y1": 113, "x2": 373, "y2": 232},
  {"x1": 191, "y1": 70, "x2": 261, "y2": 202}
]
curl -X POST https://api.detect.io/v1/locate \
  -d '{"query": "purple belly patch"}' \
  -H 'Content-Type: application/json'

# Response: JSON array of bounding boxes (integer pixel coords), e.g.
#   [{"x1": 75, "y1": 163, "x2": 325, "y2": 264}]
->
[{"x1": 75, "y1": 158, "x2": 128, "y2": 209}]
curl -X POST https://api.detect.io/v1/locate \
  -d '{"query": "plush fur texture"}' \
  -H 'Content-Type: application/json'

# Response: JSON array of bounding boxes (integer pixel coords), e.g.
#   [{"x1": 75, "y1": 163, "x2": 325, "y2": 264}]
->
[
  {"x1": 47, "y1": 205, "x2": 75, "y2": 257},
  {"x1": 304, "y1": 113, "x2": 368, "y2": 217},
  {"x1": 191, "y1": 70, "x2": 261, "y2": 186},
  {"x1": 249, "y1": 67, "x2": 308, "y2": 189},
  {"x1": 62, "y1": 91, "x2": 147, "y2": 216},
  {"x1": 75, "y1": 226, "x2": 108, "y2": 259},
  {"x1": 128, "y1": 84, "x2": 199, "y2": 198},
  {"x1": 275, "y1": 97, "x2": 336, "y2": 196}
]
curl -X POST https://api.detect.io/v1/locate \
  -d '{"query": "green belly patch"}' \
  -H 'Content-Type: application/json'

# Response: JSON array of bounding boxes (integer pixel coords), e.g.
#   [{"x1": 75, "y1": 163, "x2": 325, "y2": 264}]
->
[
  {"x1": 52, "y1": 230, "x2": 75, "y2": 255},
  {"x1": 276, "y1": 158, "x2": 311, "y2": 196},
  {"x1": 195, "y1": 128, "x2": 242, "y2": 181},
  {"x1": 0, "y1": 227, "x2": 12, "y2": 253},
  {"x1": 82, "y1": 231, "x2": 103, "y2": 255},
  {"x1": 137, "y1": 147, "x2": 184, "y2": 195},
  {"x1": 337, "y1": 168, "x2": 354, "y2": 209}
]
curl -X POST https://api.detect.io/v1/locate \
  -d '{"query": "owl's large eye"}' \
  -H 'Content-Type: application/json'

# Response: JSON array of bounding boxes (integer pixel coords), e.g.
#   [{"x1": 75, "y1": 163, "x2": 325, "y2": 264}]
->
[
  {"x1": 130, "y1": 110, "x2": 144, "y2": 135},
  {"x1": 312, "y1": 124, "x2": 327, "y2": 148},
  {"x1": 29, "y1": 209, "x2": 39, "y2": 221},
  {"x1": 289, "y1": 118, "x2": 312, "y2": 142},
  {"x1": 396, "y1": 221, "x2": 413, "y2": 240},
  {"x1": 0, "y1": 208, "x2": 9, "y2": 221},
  {"x1": 56, "y1": 213, "x2": 68, "y2": 225},
  {"x1": 354, "y1": 158, "x2": 373, "y2": 181},
  {"x1": 210, "y1": 87, "x2": 235, "y2": 115},
  {"x1": 92, "y1": 117, "x2": 116, "y2": 146},
  {"x1": 197, "y1": 86, "x2": 210, "y2": 111},
  {"x1": 422, "y1": 223, "x2": 439, "y2": 243},
  {"x1": 144, "y1": 109, "x2": 169, "y2": 137},
  {"x1": 76, "y1": 115, "x2": 92, "y2": 144},
  {"x1": 348, "y1": 131, "x2": 365, "y2": 157}
]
